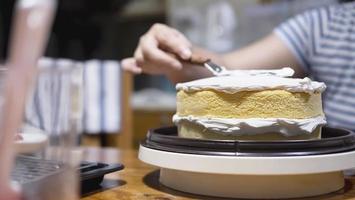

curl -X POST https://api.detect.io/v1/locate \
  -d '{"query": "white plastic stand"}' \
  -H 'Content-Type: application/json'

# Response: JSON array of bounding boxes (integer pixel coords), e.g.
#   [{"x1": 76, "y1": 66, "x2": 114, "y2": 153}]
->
[{"x1": 139, "y1": 145, "x2": 355, "y2": 199}]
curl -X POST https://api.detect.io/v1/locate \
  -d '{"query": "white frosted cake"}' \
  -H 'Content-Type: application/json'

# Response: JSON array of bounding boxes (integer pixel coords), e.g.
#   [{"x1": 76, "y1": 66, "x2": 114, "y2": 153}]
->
[{"x1": 173, "y1": 69, "x2": 327, "y2": 140}]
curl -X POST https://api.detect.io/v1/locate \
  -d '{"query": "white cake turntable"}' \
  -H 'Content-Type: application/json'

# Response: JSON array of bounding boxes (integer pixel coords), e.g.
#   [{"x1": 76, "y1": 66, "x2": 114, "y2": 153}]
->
[{"x1": 139, "y1": 126, "x2": 355, "y2": 199}]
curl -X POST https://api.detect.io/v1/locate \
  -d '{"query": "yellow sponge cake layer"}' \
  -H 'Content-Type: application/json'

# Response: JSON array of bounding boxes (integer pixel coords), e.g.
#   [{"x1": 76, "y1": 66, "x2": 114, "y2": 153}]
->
[{"x1": 177, "y1": 90, "x2": 323, "y2": 119}]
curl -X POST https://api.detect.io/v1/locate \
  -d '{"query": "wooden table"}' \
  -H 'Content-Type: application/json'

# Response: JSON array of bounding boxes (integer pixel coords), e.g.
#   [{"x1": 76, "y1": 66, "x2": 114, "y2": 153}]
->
[{"x1": 81, "y1": 147, "x2": 355, "y2": 200}]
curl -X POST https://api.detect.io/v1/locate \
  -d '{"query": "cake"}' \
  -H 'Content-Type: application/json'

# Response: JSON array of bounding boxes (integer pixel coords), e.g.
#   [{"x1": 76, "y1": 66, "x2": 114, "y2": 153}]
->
[{"x1": 173, "y1": 71, "x2": 327, "y2": 140}]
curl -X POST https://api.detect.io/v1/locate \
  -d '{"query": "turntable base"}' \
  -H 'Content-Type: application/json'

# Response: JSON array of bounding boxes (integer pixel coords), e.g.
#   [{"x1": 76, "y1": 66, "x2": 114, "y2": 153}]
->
[
  {"x1": 139, "y1": 127, "x2": 355, "y2": 199},
  {"x1": 140, "y1": 145, "x2": 352, "y2": 199},
  {"x1": 160, "y1": 169, "x2": 343, "y2": 199}
]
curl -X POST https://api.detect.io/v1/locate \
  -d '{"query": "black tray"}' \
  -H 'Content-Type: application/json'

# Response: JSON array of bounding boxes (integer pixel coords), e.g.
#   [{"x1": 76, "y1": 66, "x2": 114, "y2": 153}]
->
[
  {"x1": 12, "y1": 155, "x2": 124, "y2": 195},
  {"x1": 141, "y1": 126, "x2": 355, "y2": 157},
  {"x1": 79, "y1": 161, "x2": 124, "y2": 194}
]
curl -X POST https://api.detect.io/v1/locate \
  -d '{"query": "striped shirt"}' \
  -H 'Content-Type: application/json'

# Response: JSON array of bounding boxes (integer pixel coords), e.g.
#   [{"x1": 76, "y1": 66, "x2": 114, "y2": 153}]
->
[{"x1": 274, "y1": 2, "x2": 355, "y2": 131}]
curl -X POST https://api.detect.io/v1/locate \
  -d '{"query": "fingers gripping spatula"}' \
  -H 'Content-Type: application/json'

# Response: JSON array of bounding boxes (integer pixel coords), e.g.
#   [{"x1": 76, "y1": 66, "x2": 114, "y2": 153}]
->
[
  {"x1": 188, "y1": 54, "x2": 227, "y2": 76},
  {"x1": 0, "y1": 0, "x2": 56, "y2": 197}
]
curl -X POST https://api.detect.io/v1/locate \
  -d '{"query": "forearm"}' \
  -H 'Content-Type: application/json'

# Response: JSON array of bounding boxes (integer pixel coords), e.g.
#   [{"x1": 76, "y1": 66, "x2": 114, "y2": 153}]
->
[
  {"x1": 222, "y1": 33, "x2": 306, "y2": 77},
  {"x1": 167, "y1": 33, "x2": 306, "y2": 84},
  {"x1": 123, "y1": 23, "x2": 307, "y2": 84}
]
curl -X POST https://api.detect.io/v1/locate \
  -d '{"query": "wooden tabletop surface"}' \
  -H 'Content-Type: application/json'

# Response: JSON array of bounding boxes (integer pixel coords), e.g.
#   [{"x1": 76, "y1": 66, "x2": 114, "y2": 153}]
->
[{"x1": 81, "y1": 147, "x2": 355, "y2": 200}]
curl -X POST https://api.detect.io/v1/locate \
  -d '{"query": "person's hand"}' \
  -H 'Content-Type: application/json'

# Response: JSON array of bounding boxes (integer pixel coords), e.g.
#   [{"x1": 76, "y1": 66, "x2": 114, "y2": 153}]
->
[{"x1": 122, "y1": 23, "x2": 192, "y2": 75}]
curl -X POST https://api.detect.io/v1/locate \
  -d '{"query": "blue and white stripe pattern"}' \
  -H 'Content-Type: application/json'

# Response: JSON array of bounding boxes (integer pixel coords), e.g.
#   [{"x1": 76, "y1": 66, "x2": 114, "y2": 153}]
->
[
  {"x1": 25, "y1": 58, "x2": 122, "y2": 134},
  {"x1": 274, "y1": 2, "x2": 355, "y2": 131},
  {"x1": 83, "y1": 60, "x2": 121, "y2": 134}
]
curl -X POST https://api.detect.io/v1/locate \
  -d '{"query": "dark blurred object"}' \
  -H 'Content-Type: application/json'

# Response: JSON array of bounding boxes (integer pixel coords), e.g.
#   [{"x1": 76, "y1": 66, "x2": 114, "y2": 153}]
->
[
  {"x1": 49, "y1": 0, "x2": 129, "y2": 60},
  {"x1": 0, "y1": 0, "x2": 15, "y2": 61},
  {"x1": 0, "y1": 0, "x2": 130, "y2": 61}
]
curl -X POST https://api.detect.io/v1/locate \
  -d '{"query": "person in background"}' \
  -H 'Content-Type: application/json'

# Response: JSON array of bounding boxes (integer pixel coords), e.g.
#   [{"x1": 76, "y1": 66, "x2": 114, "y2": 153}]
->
[{"x1": 122, "y1": 1, "x2": 355, "y2": 131}]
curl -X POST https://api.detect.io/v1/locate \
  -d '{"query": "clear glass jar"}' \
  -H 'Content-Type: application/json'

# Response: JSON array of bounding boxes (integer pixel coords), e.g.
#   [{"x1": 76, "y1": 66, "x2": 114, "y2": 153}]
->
[{"x1": 12, "y1": 59, "x2": 83, "y2": 200}]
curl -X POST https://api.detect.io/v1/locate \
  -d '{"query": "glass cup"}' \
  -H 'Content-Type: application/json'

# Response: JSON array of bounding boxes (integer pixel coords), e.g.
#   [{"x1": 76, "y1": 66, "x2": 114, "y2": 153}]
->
[{"x1": 11, "y1": 58, "x2": 83, "y2": 200}]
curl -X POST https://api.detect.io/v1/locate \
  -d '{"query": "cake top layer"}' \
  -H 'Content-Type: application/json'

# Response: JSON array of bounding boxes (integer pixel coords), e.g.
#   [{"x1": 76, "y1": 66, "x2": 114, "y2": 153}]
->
[
  {"x1": 176, "y1": 75, "x2": 326, "y2": 93},
  {"x1": 217, "y1": 67, "x2": 295, "y2": 77}
]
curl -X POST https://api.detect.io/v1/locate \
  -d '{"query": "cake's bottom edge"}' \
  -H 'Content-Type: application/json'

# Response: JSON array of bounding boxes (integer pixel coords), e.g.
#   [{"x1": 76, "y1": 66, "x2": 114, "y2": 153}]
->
[{"x1": 178, "y1": 122, "x2": 322, "y2": 140}]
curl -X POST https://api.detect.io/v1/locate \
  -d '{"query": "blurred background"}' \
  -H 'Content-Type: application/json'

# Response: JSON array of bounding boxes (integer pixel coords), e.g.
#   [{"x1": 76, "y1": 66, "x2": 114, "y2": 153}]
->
[{"x1": 0, "y1": 0, "x2": 340, "y2": 148}]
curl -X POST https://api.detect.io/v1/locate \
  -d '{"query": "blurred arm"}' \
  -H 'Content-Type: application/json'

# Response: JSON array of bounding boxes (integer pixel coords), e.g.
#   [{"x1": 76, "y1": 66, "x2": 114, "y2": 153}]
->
[
  {"x1": 122, "y1": 24, "x2": 306, "y2": 84},
  {"x1": 166, "y1": 33, "x2": 306, "y2": 83}
]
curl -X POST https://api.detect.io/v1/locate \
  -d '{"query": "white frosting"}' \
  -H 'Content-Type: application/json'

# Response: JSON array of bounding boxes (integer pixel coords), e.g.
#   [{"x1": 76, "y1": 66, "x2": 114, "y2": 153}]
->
[
  {"x1": 173, "y1": 115, "x2": 327, "y2": 137},
  {"x1": 176, "y1": 75, "x2": 326, "y2": 93},
  {"x1": 219, "y1": 67, "x2": 295, "y2": 77}
]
